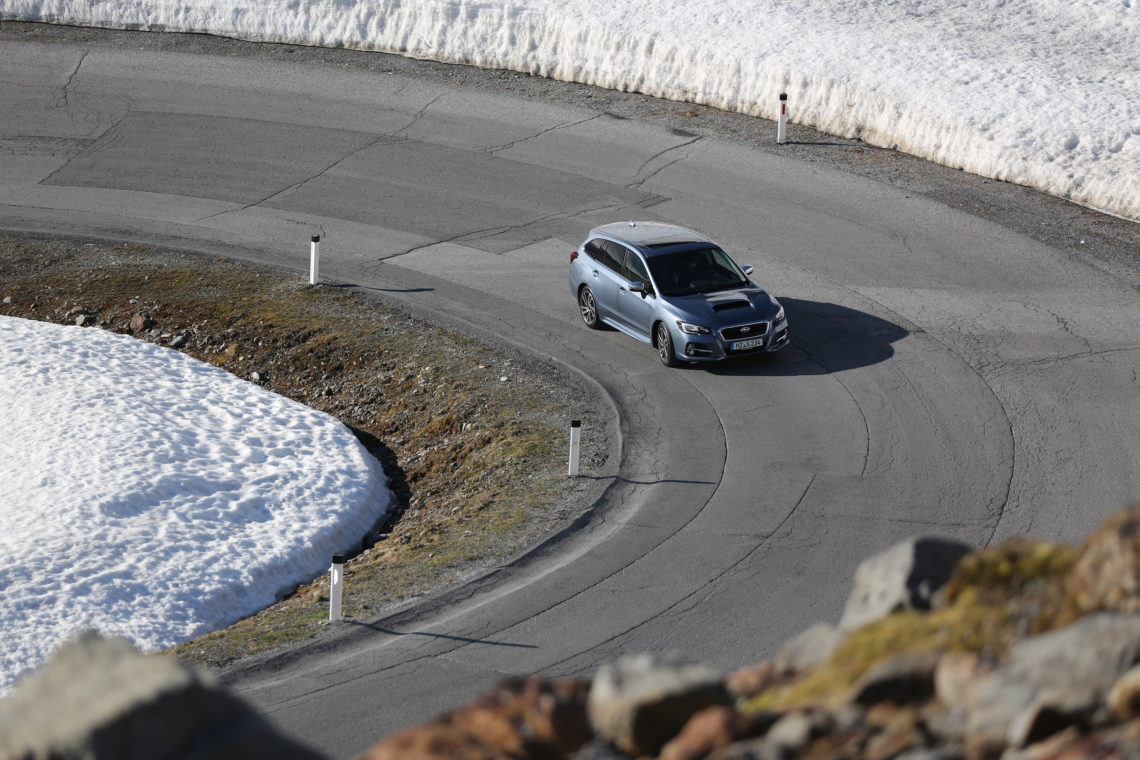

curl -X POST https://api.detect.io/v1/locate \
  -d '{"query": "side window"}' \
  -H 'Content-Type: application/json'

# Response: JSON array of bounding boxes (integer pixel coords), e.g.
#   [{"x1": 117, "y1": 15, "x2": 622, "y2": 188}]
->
[
  {"x1": 598, "y1": 240, "x2": 627, "y2": 273},
  {"x1": 624, "y1": 251, "x2": 651, "y2": 287},
  {"x1": 584, "y1": 240, "x2": 605, "y2": 262}
]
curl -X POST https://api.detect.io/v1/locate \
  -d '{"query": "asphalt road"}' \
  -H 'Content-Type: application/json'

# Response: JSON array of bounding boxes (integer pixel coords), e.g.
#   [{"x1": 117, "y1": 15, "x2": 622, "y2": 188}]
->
[{"x1": 2, "y1": 25, "x2": 1138, "y2": 758}]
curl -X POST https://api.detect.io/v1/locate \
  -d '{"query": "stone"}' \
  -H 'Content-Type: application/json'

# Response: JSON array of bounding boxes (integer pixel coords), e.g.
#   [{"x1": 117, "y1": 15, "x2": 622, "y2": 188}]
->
[
  {"x1": 852, "y1": 651, "x2": 941, "y2": 707},
  {"x1": 840, "y1": 538, "x2": 973, "y2": 631},
  {"x1": 361, "y1": 677, "x2": 591, "y2": 760},
  {"x1": 0, "y1": 631, "x2": 324, "y2": 760},
  {"x1": 726, "y1": 661, "x2": 777, "y2": 700},
  {"x1": 763, "y1": 710, "x2": 817, "y2": 755},
  {"x1": 774, "y1": 622, "x2": 843, "y2": 675},
  {"x1": 934, "y1": 652, "x2": 986, "y2": 708},
  {"x1": 1067, "y1": 505, "x2": 1140, "y2": 613},
  {"x1": 2, "y1": 296, "x2": 11, "y2": 304},
  {"x1": 965, "y1": 614, "x2": 1140, "y2": 754},
  {"x1": 169, "y1": 331, "x2": 190, "y2": 348},
  {"x1": 865, "y1": 708, "x2": 923, "y2": 760},
  {"x1": 74, "y1": 314, "x2": 94, "y2": 326},
  {"x1": 1005, "y1": 692, "x2": 1097, "y2": 749},
  {"x1": 1107, "y1": 664, "x2": 1140, "y2": 720},
  {"x1": 129, "y1": 312, "x2": 154, "y2": 332},
  {"x1": 660, "y1": 706, "x2": 779, "y2": 760},
  {"x1": 588, "y1": 653, "x2": 730, "y2": 757}
]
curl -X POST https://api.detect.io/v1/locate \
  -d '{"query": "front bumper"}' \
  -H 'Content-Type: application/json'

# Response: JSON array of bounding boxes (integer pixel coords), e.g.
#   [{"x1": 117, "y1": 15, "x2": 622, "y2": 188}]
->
[{"x1": 676, "y1": 320, "x2": 790, "y2": 362}]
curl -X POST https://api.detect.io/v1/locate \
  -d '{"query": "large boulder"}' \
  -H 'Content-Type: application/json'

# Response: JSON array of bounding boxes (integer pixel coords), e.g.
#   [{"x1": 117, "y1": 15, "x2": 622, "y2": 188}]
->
[
  {"x1": 0, "y1": 631, "x2": 325, "y2": 760},
  {"x1": 965, "y1": 613, "x2": 1140, "y2": 753},
  {"x1": 588, "y1": 653, "x2": 730, "y2": 757},
  {"x1": 840, "y1": 538, "x2": 973, "y2": 631}
]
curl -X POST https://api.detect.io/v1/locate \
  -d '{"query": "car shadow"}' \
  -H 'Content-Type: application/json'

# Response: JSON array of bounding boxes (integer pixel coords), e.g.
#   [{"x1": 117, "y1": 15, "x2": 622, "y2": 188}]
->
[{"x1": 703, "y1": 297, "x2": 910, "y2": 377}]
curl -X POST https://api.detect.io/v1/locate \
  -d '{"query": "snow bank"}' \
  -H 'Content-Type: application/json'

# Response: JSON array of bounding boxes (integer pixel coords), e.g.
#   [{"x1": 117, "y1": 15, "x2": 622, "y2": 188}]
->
[
  {"x1": 0, "y1": 316, "x2": 390, "y2": 694},
  {"x1": 2, "y1": 0, "x2": 1137, "y2": 221}
]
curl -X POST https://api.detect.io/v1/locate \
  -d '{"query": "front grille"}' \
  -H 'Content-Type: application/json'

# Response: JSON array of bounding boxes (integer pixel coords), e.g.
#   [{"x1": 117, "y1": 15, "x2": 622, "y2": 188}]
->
[{"x1": 721, "y1": 322, "x2": 769, "y2": 341}]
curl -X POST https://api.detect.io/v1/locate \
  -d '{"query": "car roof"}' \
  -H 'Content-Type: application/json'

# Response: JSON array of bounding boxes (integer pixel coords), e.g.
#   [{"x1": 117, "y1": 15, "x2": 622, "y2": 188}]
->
[{"x1": 589, "y1": 221, "x2": 715, "y2": 250}]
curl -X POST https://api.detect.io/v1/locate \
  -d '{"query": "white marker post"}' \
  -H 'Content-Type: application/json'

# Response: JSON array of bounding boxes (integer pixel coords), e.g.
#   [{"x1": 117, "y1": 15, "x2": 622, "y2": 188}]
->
[
  {"x1": 309, "y1": 235, "x2": 321, "y2": 285},
  {"x1": 777, "y1": 93, "x2": 788, "y2": 144},
  {"x1": 329, "y1": 553, "x2": 345, "y2": 622},
  {"x1": 568, "y1": 420, "x2": 582, "y2": 477}
]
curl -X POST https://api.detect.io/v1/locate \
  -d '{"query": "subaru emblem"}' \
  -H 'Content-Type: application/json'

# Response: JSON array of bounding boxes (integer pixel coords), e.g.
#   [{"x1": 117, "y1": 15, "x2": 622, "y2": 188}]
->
[{"x1": 741, "y1": 326, "x2": 751, "y2": 334}]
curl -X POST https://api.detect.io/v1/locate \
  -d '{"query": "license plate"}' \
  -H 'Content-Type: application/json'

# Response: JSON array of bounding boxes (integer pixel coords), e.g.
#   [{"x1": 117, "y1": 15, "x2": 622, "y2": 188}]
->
[{"x1": 732, "y1": 337, "x2": 765, "y2": 351}]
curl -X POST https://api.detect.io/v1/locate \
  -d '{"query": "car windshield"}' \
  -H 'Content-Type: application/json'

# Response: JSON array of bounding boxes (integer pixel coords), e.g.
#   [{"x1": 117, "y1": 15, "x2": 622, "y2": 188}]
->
[{"x1": 648, "y1": 246, "x2": 750, "y2": 297}]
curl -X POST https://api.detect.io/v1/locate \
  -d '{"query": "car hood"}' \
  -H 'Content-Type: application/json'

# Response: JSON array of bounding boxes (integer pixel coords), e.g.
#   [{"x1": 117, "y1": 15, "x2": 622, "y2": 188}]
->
[{"x1": 668, "y1": 286, "x2": 781, "y2": 323}]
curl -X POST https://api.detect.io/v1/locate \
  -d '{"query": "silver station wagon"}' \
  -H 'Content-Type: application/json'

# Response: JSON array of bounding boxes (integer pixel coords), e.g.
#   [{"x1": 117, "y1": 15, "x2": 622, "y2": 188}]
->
[{"x1": 568, "y1": 221, "x2": 789, "y2": 366}]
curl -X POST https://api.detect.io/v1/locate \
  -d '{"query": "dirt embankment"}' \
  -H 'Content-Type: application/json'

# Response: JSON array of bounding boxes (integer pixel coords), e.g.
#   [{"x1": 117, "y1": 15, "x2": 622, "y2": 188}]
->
[{"x1": 1, "y1": 235, "x2": 610, "y2": 668}]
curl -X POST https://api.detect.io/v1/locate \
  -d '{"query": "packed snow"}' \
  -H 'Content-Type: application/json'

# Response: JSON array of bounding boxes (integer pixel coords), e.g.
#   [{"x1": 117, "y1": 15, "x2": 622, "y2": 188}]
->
[
  {"x1": 0, "y1": 316, "x2": 390, "y2": 695},
  {"x1": 2, "y1": 0, "x2": 1138, "y2": 221}
]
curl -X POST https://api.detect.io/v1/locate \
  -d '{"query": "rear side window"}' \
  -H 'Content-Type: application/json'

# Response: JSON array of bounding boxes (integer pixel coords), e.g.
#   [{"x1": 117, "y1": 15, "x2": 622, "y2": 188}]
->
[
  {"x1": 598, "y1": 240, "x2": 628, "y2": 273},
  {"x1": 584, "y1": 239, "x2": 605, "y2": 263}
]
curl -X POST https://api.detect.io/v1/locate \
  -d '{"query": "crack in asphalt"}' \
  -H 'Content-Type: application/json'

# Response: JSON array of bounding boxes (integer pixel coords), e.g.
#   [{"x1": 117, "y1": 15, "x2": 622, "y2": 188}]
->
[
  {"x1": 196, "y1": 135, "x2": 397, "y2": 223},
  {"x1": 485, "y1": 113, "x2": 604, "y2": 155},
  {"x1": 52, "y1": 49, "x2": 88, "y2": 110},
  {"x1": 389, "y1": 92, "x2": 447, "y2": 138},
  {"x1": 364, "y1": 198, "x2": 664, "y2": 267},
  {"x1": 626, "y1": 136, "x2": 702, "y2": 190}
]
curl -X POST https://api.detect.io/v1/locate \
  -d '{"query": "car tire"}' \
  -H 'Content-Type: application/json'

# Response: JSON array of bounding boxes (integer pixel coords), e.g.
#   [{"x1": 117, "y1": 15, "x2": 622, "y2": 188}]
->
[
  {"x1": 579, "y1": 286, "x2": 602, "y2": 329},
  {"x1": 656, "y1": 322, "x2": 681, "y2": 367}
]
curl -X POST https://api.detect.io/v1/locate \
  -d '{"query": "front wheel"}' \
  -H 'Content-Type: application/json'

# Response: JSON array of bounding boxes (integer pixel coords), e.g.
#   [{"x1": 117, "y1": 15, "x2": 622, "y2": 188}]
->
[
  {"x1": 656, "y1": 322, "x2": 681, "y2": 367},
  {"x1": 579, "y1": 286, "x2": 601, "y2": 329}
]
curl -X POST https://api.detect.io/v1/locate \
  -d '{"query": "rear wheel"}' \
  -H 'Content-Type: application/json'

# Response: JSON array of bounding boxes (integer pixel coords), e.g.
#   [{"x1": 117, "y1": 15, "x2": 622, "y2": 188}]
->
[
  {"x1": 656, "y1": 322, "x2": 680, "y2": 367},
  {"x1": 579, "y1": 286, "x2": 601, "y2": 329}
]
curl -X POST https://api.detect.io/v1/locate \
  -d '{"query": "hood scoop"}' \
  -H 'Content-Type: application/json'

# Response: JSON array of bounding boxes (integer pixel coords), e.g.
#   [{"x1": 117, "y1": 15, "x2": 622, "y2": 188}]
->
[{"x1": 711, "y1": 300, "x2": 752, "y2": 312}]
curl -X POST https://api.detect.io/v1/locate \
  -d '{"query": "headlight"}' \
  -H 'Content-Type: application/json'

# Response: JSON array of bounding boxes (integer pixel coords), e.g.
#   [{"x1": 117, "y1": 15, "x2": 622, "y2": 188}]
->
[
  {"x1": 774, "y1": 307, "x2": 785, "y2": 324},
  {"x1": 677, "y1": 321, "x2": 712, "y2": 335}
]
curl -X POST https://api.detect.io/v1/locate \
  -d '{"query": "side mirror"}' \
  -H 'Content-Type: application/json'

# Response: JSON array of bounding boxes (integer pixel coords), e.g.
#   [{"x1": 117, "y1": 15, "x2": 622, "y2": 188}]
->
[
  {"x1": 742, "y1": 265, "x2": 754, "y2": 276},
  {"x1": 629, "y1": 282, "x2": 652, "y2": 298}
]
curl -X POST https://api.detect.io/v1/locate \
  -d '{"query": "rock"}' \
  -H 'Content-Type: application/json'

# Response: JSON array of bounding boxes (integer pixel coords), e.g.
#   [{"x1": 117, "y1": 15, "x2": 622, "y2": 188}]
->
[
  {"x1": 965, "y1": 613, "x2": 1140, "y2": 753},
  {"x1": 362, "y1": 677, "x2": 590, "y2": 760},
  {"x1": 660, "y1": 706, "x2": 779, "y2": 760},
  {"x1": 1005, "y1": 613, "x2": 1140, "y2": 695},
  {"x1": 763, "y1": 710, "x2": 819, "y2": 756},
  {"x1": 935, "y1": 651, "x2": 986, "y2": 708},
  {"x1": 865, "y1": 708, "x2": 924, "y2": 760},
  {"x1": 726, "y1": 661, "x2": 777, "y2": 700},
  {"x1": 169, "y1": 331, "x2": 191, "y2": 348},
  {"x1": 852, "y1": 651, "x2": 941, "y2": 707},
  {"x1": 774, "y1": 622, "x2": 843, "y2": 675},
  {"x1": 1067, "y1": 505, "x2": 1140, "y2": 613},
  {"x1": 1107, "y1": 664, "x2": 1140, "y2": 720},
  {"x1": 1005, "y1": 692, "x2": 1097, "y2": 749},
  {"x1": 129, "y1": 312, "x2": 154, "y2": 332},
  {"x1": 2, "y1": 296, "x2": 11, "y2": 304},
  {"x1": 74, "y1": 314, "x2": 94, "y2": 326},
  {"x1": 840, "y1": 537, "x2": 973, "y2": 631},
  {"x1": 588, "y1": 653, "x2": 730, "y2": 757},
  {"x1": 250, "y1": 371, "x2": 266, "y2": 383},
  {"x1": 0, "y1": 631, "x2": 324, "y2": 759}
]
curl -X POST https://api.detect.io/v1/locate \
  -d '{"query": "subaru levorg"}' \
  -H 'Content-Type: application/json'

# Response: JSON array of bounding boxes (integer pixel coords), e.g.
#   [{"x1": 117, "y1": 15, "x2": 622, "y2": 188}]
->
[{"x1": 568, "y1": 222, "x2": 789, "y2": 367}]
